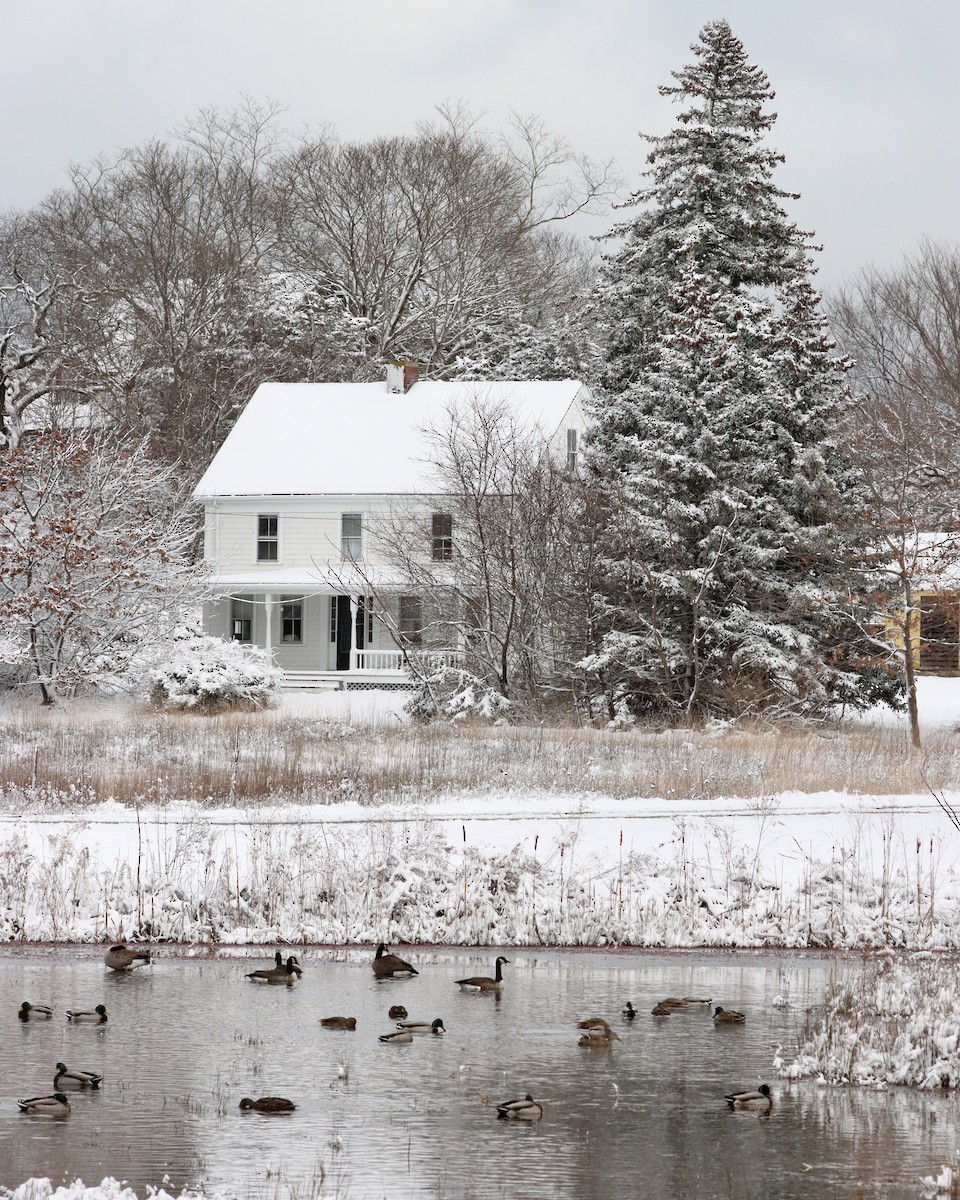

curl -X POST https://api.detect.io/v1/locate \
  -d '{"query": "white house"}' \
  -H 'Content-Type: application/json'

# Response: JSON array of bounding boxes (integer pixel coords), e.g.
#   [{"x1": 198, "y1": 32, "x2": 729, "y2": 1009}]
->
[{"x1": 193, "y1": 367, "x2": 591, "y2": 687}]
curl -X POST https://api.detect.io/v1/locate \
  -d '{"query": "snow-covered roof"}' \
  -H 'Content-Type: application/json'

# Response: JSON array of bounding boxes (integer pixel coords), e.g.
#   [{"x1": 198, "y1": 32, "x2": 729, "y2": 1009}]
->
[{"x1": 193, "y1": 379, "x2": 589, "y2": 498}]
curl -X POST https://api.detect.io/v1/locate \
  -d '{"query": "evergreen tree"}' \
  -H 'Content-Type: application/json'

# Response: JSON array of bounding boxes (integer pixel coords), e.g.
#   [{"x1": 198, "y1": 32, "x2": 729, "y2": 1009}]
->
[{"x1": 586, "y1": 20, "x2": 900, "y2": 721}]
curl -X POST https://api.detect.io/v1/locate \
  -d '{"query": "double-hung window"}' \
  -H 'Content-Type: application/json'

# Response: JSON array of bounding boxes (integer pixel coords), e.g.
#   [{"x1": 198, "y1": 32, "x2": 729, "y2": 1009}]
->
[
  {"x1": 257, "y1": 514, "x2": 278, "y2": 561},
  {"x1": 431, "y1": 512, "x2": 453, "y2": 561},
  {"x1": 566, "y1": 428, "x2": 579, "y2": 472},
  {"x1": 341, "y1": 513, "x2": 362, "y2": 560},
  {"x1": 399, "y1": 595, "x2": 422, "y2": 645},
  {"x1": 281, "y1": 597, "x2": 303, "y2": 643}
]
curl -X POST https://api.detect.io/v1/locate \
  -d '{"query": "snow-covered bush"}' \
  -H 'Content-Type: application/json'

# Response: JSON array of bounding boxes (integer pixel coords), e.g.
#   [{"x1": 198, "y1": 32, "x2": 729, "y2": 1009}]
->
[
  {"x1": 147, "y1": 633, "x2": 281, "y2": 713},
  {"x1": 406, "y1": 667, "x2": 511, "y2": 724},
  {"x1": 780, "y1": 955, "x2": 960, "y2": 1088}
]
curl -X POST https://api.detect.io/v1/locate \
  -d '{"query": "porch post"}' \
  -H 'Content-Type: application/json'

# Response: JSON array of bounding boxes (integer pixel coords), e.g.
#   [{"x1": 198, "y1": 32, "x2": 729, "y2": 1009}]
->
[
  {"x1": 264, "y1": 592, "x2": 276, "y2": 662},
  {"x1": 349, "y1": 594, "x2": 358, "y2": 672}
]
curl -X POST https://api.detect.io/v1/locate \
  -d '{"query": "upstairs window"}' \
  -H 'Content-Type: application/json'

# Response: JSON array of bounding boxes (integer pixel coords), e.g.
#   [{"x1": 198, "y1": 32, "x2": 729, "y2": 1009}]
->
[
  {"x1": 257, "y1": 514, "x2": 278, "y2": 561},
  {"x1": 566, "y1": 428, "x2": 579, "y2": 471},
  {"x1": 281, "y1": 597, "x2": 303, "y2": 643},
  {"x1": 431, "y1": 512, "x2": 453, "y2": 560},
  {"x1": 399, "y1": 595, "x2": 422, "y2": 645},
  {"x1": 341, "y1": 513, "x2": 362, "y2": 560}
]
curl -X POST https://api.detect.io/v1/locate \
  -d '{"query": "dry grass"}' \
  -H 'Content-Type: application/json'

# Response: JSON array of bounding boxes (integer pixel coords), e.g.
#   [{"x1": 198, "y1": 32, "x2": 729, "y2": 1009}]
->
[{"x1": 0, "y1": 698, "x2": 956, "y2": 808}]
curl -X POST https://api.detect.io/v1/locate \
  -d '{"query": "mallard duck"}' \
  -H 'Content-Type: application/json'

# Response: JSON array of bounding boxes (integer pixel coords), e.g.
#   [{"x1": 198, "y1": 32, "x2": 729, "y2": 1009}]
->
[
  {"x1": 320, "y1": 1016, "x2": 357, "y2": 1030},
  {"x1": 246, "y1": 957, "x2": 299, "y2": 985},
  {"x1": 578, "y1": 1027, "x2": 621, "y2": 1049},
  {"x1": 658, "y1": 996, "x2": 711, "y2": 1009},
  {"x1": 54, "y1": 1063, "x2": 103, "y2": 1089},
  {"x1": 18, "y1": 1002, "x2": 54, "y2": 1021},
  {"x1": 725, "y1": 1084, "x2": 772, "y2": 1112},
  {"x1": 577, "y1": 1016, "x2": 614, "y2": 1033},
  {"x1": 66, "y1": 1005, "x2": 108, "y2": 1023},
  {"x1": 713, "y1": 1006, "x2": 746, "y2": 1025},
  {"x1": 388, "y1": 1005, "x2": 408, "y2": 1020},
  {"x1": 378, "y1": 1027, "x2": 414, "y2": 1044},
  {"x1": 18, "y1": 1093, "x2": 71, "y2": 1117},
  {"x1": 104, "y1": 944, "x2": 151, "y2": 971},
  {"x1": 651, "y1": 1002, "x2": 672, "y2": 1016},
  {"x1": 496, "y1": 1094, "x2": 543, "y2": 1121},
  {"x1": 274, "y1": 950, "x2": 303, "y2": 977},
  {"x1": 396, "y1": 1018, "x2": 445, "y2": 1036},
  {"x1": 239, "y1": 1096, "x2": 296, "y2": 1112},
  {"x1": 622, "y1": 1001, "x2": 637, "y2": 1020},
  {"x1": 455, "y1": 956, "x2": 510, "y2": 992},
  {"x1": 372, "y1": 943, "x2": 418, "y2": 978}
]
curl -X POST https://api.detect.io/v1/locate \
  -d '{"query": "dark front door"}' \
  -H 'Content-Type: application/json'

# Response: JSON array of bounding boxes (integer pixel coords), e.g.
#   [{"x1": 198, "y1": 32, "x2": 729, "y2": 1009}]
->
[{"x1": 334, "y1": 595, "x2": 366, "y2": 670}]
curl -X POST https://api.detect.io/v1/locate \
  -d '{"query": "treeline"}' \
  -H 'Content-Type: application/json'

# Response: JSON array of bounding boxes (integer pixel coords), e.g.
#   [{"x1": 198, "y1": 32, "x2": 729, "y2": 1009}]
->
[{"x1": 0, "y1": 101, "x2": 616, "y2": 471}]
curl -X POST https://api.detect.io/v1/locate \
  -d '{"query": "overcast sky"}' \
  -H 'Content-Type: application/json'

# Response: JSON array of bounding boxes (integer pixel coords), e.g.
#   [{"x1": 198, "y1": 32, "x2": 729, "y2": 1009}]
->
[{"x1": 5, "y1": 0, "x2": 959, "y2": 289}]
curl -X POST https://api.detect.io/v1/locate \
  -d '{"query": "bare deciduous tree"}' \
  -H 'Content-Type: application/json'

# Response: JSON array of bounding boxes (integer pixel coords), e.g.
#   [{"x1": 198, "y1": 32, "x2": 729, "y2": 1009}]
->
[{"x1": 0, "y1": 432, "x2": 201, "y2": 704}]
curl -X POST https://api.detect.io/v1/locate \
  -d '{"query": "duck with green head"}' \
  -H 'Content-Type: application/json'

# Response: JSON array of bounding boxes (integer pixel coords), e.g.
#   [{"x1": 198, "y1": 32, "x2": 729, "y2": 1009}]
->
[
  {"x1": 396, "y1": 1018, "x2": 445, "y2": 1036},
  {"x1": 378, "y1": 1027, "x2": 414, "y2": 1044},
  {"x1": 18, "y1": 1002, "x2": 54, "y2": 1021},
  {"x1": 66, "y1": 1005, "x2": 108, "y2": 1023},
  {"x1": 725, "y1": 1084, "x2": 772, "y2": 1112},
  {"x1": 54, "y1": 1063, "x2": 103, "y2": 1089},
  {"x1": 18, "y1": 1094, "x2": 71, "y2": 1117}
]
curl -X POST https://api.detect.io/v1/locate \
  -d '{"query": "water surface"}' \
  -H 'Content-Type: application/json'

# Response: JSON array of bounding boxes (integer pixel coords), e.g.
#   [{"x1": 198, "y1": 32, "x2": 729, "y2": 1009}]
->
[{"x1": 0, "y1": 946, "x2": 953, "y2": 1198}]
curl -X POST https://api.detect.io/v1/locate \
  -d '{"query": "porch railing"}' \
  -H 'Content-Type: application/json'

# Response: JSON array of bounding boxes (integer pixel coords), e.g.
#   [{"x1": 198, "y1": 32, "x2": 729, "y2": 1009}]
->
[{"x1": 353, "y1": 648, "x2": 461, "y2": 673}]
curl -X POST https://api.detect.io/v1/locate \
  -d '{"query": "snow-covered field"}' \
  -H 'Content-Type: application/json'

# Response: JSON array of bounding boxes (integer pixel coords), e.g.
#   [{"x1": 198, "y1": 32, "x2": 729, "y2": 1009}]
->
[{"x1": 0, "y1": 678, "x2": 958, "y2": 949}]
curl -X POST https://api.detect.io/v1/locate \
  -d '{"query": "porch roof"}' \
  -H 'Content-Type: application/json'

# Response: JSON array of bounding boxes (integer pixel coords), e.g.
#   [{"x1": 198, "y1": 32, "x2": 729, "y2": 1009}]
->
[{"x1": 205, "y1": 566, "x2": 411, "y2": 595}]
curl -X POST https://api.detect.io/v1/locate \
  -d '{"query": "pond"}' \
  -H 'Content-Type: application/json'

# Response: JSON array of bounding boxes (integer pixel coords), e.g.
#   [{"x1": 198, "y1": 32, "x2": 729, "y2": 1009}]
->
[{"x1": 0, "y1": 946, "x2": 954, "y2": 1198}]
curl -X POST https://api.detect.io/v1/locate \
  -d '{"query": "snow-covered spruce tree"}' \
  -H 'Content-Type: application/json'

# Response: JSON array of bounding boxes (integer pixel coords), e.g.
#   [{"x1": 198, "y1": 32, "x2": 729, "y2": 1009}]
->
[{"x1": 586, "y1": 20, "x2": 901, "y2": 721}]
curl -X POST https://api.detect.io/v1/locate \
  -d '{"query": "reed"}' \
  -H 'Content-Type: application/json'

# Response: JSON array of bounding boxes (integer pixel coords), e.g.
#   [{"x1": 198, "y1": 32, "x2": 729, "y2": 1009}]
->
[{"x1": 0, "y1": 699, "x2": 955, "y2": 808}]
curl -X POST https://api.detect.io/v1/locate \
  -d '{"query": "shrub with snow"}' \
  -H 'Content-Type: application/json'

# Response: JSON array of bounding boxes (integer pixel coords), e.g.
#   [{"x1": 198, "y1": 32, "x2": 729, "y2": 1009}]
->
[
  {"x1": 147, "y1": 633, "x2": 281, "y2": 713},
  {"x1": 405, "y1": 667, "x2": 511, "y2": 724}
]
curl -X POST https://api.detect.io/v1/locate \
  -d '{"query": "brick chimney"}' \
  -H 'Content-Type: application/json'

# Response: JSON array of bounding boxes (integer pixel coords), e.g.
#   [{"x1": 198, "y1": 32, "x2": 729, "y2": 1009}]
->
[{"x1": 386, "y1": 362, "x2": 419, "y2": 393}]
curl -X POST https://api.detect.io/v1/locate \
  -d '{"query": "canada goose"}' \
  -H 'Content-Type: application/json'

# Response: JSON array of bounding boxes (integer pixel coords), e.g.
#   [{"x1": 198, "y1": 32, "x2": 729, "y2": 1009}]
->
[
  {"x1": 713, "y1": 1006, "x2": 746, "y2": 1025},
  {"x1": 54, "y1": 1063, "x2": 103, "y2": 1089},
  {"x1": 239, "y1": 1096, "x2": 296, "y2": 1112},
  {"x1": 274, "y1": 950, "x2": 303, "y2": 977},
  {"x1": 725, "y1": 1084, "x2": 772, "y2": 1112},
  {"x1": 372, "y1": 943, "x2": 418, "y2": 978},
  {"x1": 396, "y1": 1018, "x2": 445, "y2": 1035},
  {"x1": 104, "y1": 944, "x2": 151, "y2": 971},
  {"x1": 66, "y1": 1005, "x2": 108, "y2": 1023},
  {"x1": 378, "y1": 1027, "x2": 414, "y2": 1044},
  {"x1": 18, "y1": 1093, "x2": 71, "y2": 1117},
  {"x1": 455, "y1": 956, "x2": 510, "y2": 992},
  {"x1": 246, "y1": 957, "x2": 299, "y2": 985},
  {"x1": 320, "y1": 1016, "x2": 357, "y2": 1030},
  {"x1": 18, "y1": 1002, "x2": 54, "y2": 1021},
  {"x1": 388, "y1": 1005, "x2": 408, "y2": 1020},
  {"x1": 496, "y1": 1094, "x2": 543, "y2": 1121},
  {"x1": 622, "y1": 1001, "x2": 637, "y2": 1020}
]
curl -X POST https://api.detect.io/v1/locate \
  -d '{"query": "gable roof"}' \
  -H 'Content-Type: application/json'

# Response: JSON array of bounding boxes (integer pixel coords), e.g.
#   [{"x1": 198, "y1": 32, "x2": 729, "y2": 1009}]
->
[{"x1": 193, "y1": 379, "x2": 589, "y2": 498}]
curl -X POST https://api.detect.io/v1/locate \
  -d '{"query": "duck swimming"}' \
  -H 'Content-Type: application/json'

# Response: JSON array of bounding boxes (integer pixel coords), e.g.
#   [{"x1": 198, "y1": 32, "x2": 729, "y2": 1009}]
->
[
  {"x1": 18, "y1": 1002, "x2": 54, "y2": 1021},
  {"x1": 66, "y1": 1005, "x2": 108, "y2": 1024},
  {"x1": 725, "y1": 1084, "x2": 772, "y2": 1112},
  {"x1": 496, "y1": 1094, "x2": 543, "y2": 1121},
  {"x1": 239, "y1": 1096, "x2": 296, "y2": 1112},
  {"x1": 713, "y1": 1006, "x2": 746, "y2": 1025},
  {"x1": 18, "y1": 1094, "x2": 71, "y2": 1117},
  {"x1": 54, "y1": 1063, "x2": 103, "y2": 1089}
]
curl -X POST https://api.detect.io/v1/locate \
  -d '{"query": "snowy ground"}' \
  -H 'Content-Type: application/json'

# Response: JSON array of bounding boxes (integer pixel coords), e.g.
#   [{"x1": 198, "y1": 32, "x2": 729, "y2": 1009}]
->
[{"x1": 1, "y1": 678, "x2": 958, "y2": 949}]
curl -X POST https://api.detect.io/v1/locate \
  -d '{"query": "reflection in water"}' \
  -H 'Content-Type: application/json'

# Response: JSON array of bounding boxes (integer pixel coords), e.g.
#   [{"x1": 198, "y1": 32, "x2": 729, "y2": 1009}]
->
[{"x1": 0, "y1": 947, "x2": 956, "y2": 1198}]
